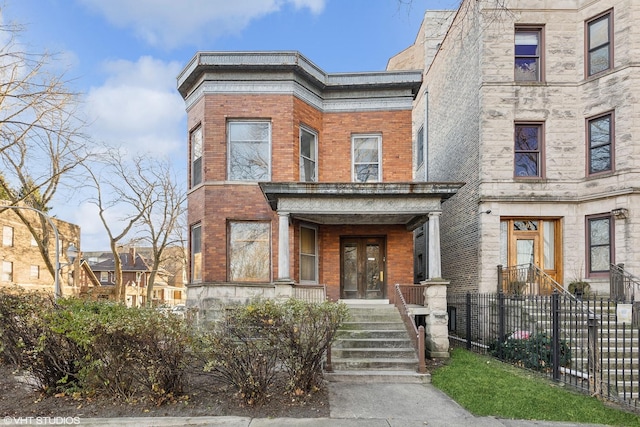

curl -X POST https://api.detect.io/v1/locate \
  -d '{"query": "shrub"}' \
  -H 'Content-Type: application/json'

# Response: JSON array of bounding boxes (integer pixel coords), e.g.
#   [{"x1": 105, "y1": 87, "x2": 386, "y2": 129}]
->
[
  {"x1": 195, "y1": 298, "x2": 348, "y2": 405},
  {"x1": 0, "y1": 287, "x2": 85, "y2": 392},
  {"x1": 277, "y1": 299, "x2": 349, "y2": 394},
  {"x1": 196, "y1": 300, "x2": 283, "y2": 405},
  {"x1": 490, "y1": 331, "x2": 572, "y2": 372},
  {"x1": 48, "y1": 299, "x2": 194, "y2": 403}
]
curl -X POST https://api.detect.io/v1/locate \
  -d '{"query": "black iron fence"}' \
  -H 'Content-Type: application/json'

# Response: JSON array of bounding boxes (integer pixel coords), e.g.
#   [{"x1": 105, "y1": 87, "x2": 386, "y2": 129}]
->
[{"x1": 448, "y1": 292, "x2": 640, "y2": 409}]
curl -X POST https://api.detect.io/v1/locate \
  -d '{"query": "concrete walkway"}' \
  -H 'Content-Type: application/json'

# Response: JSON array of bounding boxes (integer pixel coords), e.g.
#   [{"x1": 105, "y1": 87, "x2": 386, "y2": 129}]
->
[{"x1": 29, "y1": 382, "x2": 617, "y2": 427}]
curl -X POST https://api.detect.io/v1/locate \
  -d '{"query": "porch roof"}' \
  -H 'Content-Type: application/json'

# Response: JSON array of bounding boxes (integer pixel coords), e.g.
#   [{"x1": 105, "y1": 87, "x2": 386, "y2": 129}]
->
[{"x1": 259, "y1": 182, "x2": 464, "y2": 231}]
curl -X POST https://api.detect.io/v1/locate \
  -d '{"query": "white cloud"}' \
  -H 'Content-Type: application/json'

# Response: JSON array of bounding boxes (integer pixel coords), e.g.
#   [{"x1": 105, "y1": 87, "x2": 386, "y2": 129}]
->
[
  {"x1": 77, "y1": 0, "x2": 326, "y2": 48},
  {"x1": 85, "y1": 56, "x2": 186, "y2": 157}
]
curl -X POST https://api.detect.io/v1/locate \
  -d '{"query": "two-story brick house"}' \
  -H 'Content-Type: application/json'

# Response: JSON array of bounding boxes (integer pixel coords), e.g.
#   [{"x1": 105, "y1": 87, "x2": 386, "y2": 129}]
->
[
  {"x1": 389, "y1": 0, "x2": 639, "y2": 297},
  {"x1": 178, "y1": 52, "x2": 463, "y2": 318}
]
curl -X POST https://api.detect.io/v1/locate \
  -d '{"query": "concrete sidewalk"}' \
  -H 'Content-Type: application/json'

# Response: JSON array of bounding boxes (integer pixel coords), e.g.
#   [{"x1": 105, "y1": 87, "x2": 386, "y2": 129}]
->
[{"x1": 29, "y1": 382, "x2": 618, "y2": 427}]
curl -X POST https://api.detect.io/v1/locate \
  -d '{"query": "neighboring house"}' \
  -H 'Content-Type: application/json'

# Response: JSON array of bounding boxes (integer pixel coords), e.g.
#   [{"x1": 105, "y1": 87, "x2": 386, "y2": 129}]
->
[
  {"x1": 0, "y1": 201, "x2": 82, "y2": 296},
  {"x1": 177, "y1": 52, "x2": 463, "y2": 319},
  {"x1": 84, "y1": 247, "x2": 185, "y2": 307},
  {"x1": 388, "y1": 0, "x2": 639, "y2": 296}
]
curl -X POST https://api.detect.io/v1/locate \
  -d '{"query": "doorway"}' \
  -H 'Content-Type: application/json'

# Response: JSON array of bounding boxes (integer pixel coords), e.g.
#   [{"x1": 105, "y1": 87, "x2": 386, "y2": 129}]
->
[
  {"x1": 340, "y1": 237, "x2": 386, "y2": 299},
  {"x1": 502, "y1": 218, "x2": 562, "y2": 283}
]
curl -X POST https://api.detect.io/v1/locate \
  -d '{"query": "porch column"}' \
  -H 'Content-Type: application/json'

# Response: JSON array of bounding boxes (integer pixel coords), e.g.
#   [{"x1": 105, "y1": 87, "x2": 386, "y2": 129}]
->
[
  {"x1": 428, "y1": 211, "x2": 442, "y2": 279},
  {"x1": 277, "y1": 211, "x2": 291, "y2": 281}
]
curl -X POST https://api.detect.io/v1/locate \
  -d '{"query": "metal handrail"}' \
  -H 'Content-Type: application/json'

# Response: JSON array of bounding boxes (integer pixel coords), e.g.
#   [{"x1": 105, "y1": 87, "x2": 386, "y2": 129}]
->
[
  {"x1": 610, "y1": 263, "x2": 639, "y2": 302},
  {"x1": 394, "y1": 284, "x2": 426, "y2": 373},
  {"x1": 498, "y1": 263, "x2": 594, "y2": 316}
]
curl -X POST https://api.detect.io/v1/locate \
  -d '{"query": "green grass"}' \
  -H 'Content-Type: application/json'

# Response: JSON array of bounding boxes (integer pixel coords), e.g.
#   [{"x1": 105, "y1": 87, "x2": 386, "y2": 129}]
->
[{"x1": 431, "y1": 348, "x2": 640, "y2": 426}]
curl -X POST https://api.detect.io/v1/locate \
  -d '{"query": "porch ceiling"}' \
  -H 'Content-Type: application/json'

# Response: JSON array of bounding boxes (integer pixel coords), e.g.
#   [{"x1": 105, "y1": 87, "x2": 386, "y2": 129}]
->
[{"x1": 259, "y1": 182, "x2": 464, "y2": 231}]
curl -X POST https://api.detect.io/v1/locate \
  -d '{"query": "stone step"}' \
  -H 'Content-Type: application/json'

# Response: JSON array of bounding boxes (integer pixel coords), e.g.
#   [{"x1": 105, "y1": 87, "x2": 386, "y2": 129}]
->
[
  {"x1": 336, "y1": 329, "x2": 408, "y2": 339},
  {"x1": 341, "y1": 321, "x2": 405, "y2": 330},
  {"x1": 324, "y1": 370, "x2": 429, "y2": 384},
  {"x1": 330, "y1": 357, "x2": 419, "y2": 371},
  {"x1": 331, "y1": 347, "x2": 417, "y2": 359},
  {"x1": 333, "y1": 338, "x2": 413, "y2": 349}
]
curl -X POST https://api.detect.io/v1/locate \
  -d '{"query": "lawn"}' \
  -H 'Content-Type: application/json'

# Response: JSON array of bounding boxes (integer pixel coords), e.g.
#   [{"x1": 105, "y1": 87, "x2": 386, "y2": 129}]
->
[{"x1": 431, "y1": 348, "x2": 640, "y2": 426}]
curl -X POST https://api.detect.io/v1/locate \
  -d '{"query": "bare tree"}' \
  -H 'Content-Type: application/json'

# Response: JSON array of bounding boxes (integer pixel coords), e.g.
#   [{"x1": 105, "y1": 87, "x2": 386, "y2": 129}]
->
[
  {"x1": 134, "y1": 158, "x2": 186, "y2": 306},
  {"x1": 84, "y1": 150, "x2": 154, "y2": 302},
  {"x1": 84, "y1": 150, "x2": 186, "y2": 304},
  {"x1": 0, "y1": 21, "x2": 89, "y2": 278}
]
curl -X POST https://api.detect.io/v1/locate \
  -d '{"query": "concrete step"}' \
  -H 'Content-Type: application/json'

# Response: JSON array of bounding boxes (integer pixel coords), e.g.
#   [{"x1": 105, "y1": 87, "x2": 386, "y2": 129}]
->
[
  {"x1": 333, "y1": 338, "x2": 413, "y2": 349},
  {"x1": 330, "y1": 357, "x2": 419, "y2": 371},
  {"x1": 341, "y1": 321, "x2": 405, "y2": 330},
  {"x1": 331, "y1": 347, "x2": 417, "y2": 359},
  {"x1": 336, "y1": 329, "x2": 408, "y2": 339},
  {"x1": 324, "y1": 369, "x2": 430, "y2": 384}
]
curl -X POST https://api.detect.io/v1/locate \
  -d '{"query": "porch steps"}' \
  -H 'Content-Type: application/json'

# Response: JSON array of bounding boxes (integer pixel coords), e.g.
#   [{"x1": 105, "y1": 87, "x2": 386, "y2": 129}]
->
[
  {"x1": 521, "y1": 301, "x2": 640, "y2": 401},
  {"x1": 325, "y1": 303, "x2": 429, "y2": 384}
]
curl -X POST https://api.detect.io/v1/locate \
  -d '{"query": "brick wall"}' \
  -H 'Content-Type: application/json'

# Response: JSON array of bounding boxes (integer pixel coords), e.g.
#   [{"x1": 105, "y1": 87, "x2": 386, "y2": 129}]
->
[
  {"x1": 318, "y1": 224, "x2": 413, "y2": 303},
  {"x1": 187, "y1": 90, "x2": 416, "y2": 287}
]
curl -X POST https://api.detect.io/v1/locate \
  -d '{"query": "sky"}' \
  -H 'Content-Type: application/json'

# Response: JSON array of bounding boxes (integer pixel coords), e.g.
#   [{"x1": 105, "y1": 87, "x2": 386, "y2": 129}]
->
[{"x1": 2, "y1": 0, "x2": 459, "y2": 251}]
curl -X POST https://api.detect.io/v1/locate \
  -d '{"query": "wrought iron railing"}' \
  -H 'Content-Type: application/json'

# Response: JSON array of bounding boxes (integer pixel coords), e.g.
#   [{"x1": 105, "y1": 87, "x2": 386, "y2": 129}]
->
[
  {"x1": 394, "y1": 284, "x2": 426, "y2": 373},
  {"x1": 448, "y1": 292, "x2": 640, "y2": 410},
  {"x1": 498, "y1": 264, "x2": 571, "y2": 297},
  {"x1": 610, "y1": 263, "x2": 639, "y2": 303}
]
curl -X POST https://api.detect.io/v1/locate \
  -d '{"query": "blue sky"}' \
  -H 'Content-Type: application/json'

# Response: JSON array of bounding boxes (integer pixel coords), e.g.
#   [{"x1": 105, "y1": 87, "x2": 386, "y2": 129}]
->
[{"x1": 2, "y1": 0, "x2": 459, "y2": 250}]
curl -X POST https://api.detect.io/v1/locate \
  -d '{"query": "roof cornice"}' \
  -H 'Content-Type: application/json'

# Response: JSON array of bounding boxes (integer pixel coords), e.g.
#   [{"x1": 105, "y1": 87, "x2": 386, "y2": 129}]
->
[{"x1": 177, "y1": 51, "x2": 422, "y2": 102}]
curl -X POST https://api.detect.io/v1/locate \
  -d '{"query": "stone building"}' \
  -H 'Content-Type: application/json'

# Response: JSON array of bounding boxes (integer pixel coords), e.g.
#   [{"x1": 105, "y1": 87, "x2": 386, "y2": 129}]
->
[
  {"x1": 389, "y1": 0, "x2": 639, "y2": 296},
  {"x1": 0, "y1": 203, "x2": 80, "y2": 296},
  {"x1": 177, "y1": 52, "x2": 463, "y2": 319}
]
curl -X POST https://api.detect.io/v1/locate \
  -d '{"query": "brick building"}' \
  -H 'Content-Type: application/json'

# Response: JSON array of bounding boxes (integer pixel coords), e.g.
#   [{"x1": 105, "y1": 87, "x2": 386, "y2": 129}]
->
[
  {"x1": 389, "y1": 0, "x2": 640, "y2": 296},
  {"x1": 177, "y1": 52, "x2": 463, "y2": 319},
  {"x1": 84, "y1": 247, "x2": 186, "y2": 307}
]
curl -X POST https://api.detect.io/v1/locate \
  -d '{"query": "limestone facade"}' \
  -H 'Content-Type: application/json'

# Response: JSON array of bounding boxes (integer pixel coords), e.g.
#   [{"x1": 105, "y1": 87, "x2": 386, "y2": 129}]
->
[{"x1": 390, "y1": 0, "x2": 640, "y2": 296}]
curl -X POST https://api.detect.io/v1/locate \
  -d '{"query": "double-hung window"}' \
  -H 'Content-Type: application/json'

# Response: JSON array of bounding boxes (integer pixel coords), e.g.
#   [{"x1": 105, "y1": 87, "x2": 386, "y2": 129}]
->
[
  {"x1": 2, "y1": 226, "x2": 13, "y2": 247},
  {"x1": 352, "y1": 134, "x2": 382, "y2": 182},
  {"x1": 587, "y1": 214, "x2": 613, "y2": 276},
  {"x1": 586, "y1": 11, "x2": 612, "y2": 77},
  {"x1": 30, "y1": 265, "x2": 40, "y2": 279},
  {"x1": 190, "y1": 125, "x2": 202, "y2": 187},
  {"x1": 416, "y1": 125, "x2": 425, "y2": 169},
  {"x1": 191, "y1": 223, "x2": 202, "y2": 283},
  {"x1": 515, "y1": 27, "x2": 543, "y2": 82},
  {"x1": 587, "y1": 112, "x2": 614, "y2": 175},
  {"x1": 228, "y1": 121, "x2": 271, "y2": 181},
  {"x1": 300, "y1": 225, "x2": 318, "y2": 283},
  {"x1": 1, "y1": 261, "x2": 13, "y2": 282},
  {"x1": 514, "y1": 123, "x2": 543, "y2": 178},
  {"x1": 300, "y1": 126, "x2": 317, "y2": 182},
  {"x1": 228, "y1": 221, "x2": 270, "y2": 282}
]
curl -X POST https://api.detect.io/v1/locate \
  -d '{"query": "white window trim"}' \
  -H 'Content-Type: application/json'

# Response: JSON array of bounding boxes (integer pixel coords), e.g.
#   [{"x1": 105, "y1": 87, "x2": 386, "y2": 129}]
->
[
  {"x1": 190, "y1": 124, "x2": 203, "y2": 187},
  {"x1": 300, "y1": 125, "x2": 318, "y2": 182},
  {"x1": 227, "y1": 120, "x2": 272, "y2": 182},
  {"x1": 299, "y1": 224, "x2": 318, "y2": 284},
  {"x1": 351, "y1": 134, "x2": 382, "y2": 183},
  {"x1": 3, "y1": 226, "x2": 13, "y2": 247}
]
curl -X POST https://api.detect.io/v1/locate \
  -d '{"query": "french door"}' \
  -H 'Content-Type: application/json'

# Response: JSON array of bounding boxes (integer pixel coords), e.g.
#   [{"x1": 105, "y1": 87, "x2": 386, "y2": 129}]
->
[{"x1": 340, "y1": 237, "x2": 386, "y2": 299}]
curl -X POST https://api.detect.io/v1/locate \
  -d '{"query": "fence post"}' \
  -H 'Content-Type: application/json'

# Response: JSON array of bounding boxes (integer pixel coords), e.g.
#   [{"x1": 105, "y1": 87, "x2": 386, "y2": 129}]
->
[
  {"x1": 551, "y1": 291, "x2": 560, "y2": 381},
  {"x1": 418, "y1": 325, "x2": 426, "y2": 374},
  {"x1": 497, "y1": 265, "x2": 503, "y2": 293},
  {"x1": 588, "y1": 312, "x2": 600, "y2": 396},
  {"x1": 497, "y1": 292, "x2": 505, "y2": 359},
  {"x1": 466, "y1": 293, "x2": 472, "y2": 350}
]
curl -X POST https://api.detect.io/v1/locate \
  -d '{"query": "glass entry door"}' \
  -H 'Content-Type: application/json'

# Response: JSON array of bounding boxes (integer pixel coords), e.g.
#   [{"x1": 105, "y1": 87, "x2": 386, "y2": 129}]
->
[
  {"x1": 502, "y1": 218, "x2": 560, "y2": 284},
  {"x1": 341, "y1": 237, "x2": 386, "y2": 299}
]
